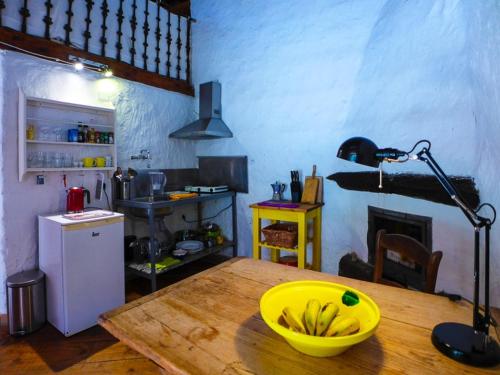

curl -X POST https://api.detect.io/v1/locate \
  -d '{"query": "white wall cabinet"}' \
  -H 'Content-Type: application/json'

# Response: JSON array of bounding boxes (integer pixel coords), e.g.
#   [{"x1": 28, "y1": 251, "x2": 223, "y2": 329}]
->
[{"x1": 18, "y1": 90, "x2": 117, "y2": 181}]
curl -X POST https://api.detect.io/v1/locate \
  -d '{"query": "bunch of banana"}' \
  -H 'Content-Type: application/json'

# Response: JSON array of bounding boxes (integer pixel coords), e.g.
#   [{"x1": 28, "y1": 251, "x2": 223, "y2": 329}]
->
[{"x1": 280, "y1": 299, "x2": 360, "y2": 337}]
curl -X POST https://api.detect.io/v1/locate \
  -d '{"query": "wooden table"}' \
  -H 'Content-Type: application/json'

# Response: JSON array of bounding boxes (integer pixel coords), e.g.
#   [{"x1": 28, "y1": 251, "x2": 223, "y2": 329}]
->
[
  {"x1": 99, "y1": 258, "x2": 499, "y2": 374},
  {"x1": 250, "y1": 202, "x2": 322, "y2": 270}
]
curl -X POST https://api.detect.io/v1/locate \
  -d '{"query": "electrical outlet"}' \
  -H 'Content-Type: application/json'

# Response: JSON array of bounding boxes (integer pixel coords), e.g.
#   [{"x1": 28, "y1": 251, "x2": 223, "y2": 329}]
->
[{"x1": 36, "y1": 175, "x2": 45, "y2": 185}]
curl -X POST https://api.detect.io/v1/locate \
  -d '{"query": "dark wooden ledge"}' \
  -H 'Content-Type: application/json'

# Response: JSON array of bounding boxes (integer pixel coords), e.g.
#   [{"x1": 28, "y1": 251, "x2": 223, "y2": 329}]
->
[{"x1": 327, "y1": 172, "x2": 480, "y2": 208}]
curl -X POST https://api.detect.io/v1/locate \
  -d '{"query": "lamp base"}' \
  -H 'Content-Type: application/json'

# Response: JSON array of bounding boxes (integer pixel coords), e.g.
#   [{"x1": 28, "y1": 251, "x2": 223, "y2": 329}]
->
[{"x1": 431, "y1": 322, "x2": 500, "y2": 367}]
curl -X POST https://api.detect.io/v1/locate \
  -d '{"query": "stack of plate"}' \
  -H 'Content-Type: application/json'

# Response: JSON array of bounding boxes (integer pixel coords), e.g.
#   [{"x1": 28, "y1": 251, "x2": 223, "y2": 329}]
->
[{"x1": 175, "y1": 240, "x2": 204, "y2": 254}]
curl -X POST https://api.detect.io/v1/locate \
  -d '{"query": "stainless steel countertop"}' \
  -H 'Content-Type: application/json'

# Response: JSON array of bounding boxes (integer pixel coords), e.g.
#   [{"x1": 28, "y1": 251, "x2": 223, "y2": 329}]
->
[{"x1": 114, "y1": 191, "x2": 235, "y2": 209}]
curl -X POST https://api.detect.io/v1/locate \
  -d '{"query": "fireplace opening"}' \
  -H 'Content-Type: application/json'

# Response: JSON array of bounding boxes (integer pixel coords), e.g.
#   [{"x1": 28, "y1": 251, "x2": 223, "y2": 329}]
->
[{"x1": 367, "y1": 206, "x2": 432, "y2": 290}]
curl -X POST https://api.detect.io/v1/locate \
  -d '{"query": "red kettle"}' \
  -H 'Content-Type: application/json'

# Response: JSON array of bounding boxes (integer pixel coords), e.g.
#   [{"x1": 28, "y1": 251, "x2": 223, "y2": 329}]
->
[{"x1": 66, "y1": 187, "x2": 90, "y2": 213}]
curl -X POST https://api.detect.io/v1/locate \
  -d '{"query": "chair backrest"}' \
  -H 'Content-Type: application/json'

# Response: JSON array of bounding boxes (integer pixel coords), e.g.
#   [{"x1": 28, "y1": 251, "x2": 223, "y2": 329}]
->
[{"x1": 373, "y1": 229, "x2": 443, "y2": 293}]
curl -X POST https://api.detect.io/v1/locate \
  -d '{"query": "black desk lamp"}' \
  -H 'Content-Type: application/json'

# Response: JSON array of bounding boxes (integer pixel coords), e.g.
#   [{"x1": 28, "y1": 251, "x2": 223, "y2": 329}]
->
[{"x1": 337, "y1": 137, "x2": 500, "y2": 367}]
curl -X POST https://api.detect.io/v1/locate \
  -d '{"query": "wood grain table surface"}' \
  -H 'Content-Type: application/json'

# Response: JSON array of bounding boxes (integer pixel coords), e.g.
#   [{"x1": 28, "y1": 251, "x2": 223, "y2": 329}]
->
[{"x1": 99, "y1": 258, "x2": 500, "y2": 374}]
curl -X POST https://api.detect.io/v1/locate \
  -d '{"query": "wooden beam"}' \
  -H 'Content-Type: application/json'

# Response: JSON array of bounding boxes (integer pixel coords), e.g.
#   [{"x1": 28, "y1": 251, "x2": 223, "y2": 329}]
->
[
  {"x1": 0, "y1": 27, "x2": 194, "y2": 96},
  {"x1": 160, "y1": 0, "x2": 190, "y2": 18},
  {"x1": 327, "y1": 172, "x2": 480, "y2": 208}
]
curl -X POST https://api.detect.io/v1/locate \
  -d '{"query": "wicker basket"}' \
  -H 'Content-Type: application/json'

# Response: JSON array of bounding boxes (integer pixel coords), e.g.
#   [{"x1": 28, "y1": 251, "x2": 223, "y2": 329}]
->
[{"x1": 262, "y1": 223, "x2": 298, "y2": 248}]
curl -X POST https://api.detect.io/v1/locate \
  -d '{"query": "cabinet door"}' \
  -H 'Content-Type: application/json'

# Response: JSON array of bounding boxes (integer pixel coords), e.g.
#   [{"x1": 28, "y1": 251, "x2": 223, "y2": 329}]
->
[
  {"x1": 62, "y1": 221, "x2": 124, "y2": 336},
  {"x1": 18, "y1": 88, "x2": 27, "y2": 182}
]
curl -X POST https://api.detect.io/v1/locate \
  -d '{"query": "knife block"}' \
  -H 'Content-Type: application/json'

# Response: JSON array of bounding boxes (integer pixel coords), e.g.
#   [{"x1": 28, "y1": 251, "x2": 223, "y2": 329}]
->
[{"x1": 291, "y1": 181, "x2": 302, "y2": 203}]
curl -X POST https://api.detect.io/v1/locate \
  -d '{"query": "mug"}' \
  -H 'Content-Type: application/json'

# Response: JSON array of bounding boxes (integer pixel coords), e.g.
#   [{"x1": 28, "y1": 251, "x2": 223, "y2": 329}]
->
[
  {"x1": 82, "y1": 157, "x2": 96, "y2": 168},
  {"x1": 95, "y1": 157, "x2": 106, "y2": 167}
]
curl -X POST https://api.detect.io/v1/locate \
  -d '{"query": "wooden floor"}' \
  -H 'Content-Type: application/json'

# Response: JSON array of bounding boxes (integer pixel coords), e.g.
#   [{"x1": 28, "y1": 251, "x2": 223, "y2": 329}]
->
[{"x1": 0, "y1": 255, "x2": 230, "y2": 374}]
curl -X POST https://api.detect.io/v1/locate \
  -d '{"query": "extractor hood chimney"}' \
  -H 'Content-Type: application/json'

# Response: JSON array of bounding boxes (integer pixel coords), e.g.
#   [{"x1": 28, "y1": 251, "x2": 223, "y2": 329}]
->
[{"x1": 169, "y1": 81, "x2": 233, "y2": 140}]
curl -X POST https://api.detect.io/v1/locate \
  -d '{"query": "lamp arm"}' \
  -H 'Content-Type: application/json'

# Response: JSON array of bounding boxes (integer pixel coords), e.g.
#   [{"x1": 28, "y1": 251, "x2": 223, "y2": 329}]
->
[
  {"x1": 416, "y1": 147, "x2": 492, "y2": 335},
  {"x1": 416, "y1": 148, "x2": 483, "y2": 227}
]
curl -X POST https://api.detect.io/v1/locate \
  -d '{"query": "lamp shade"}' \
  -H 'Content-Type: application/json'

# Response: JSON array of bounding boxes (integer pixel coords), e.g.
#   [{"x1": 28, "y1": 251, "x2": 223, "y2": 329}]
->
[{"x1": 337, "y1": 137, "x2": 380, "y2": 168}]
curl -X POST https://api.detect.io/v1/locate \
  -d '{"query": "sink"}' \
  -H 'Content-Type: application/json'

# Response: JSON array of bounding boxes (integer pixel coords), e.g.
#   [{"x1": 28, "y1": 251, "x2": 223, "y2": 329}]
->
[{"x1": 133, "y1": 195, "x2": 170, "y2": 203}]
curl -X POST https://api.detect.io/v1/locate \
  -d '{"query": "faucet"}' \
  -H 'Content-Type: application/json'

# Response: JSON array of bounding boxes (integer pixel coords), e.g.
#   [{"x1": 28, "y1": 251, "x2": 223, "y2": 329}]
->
[{"x1": 131, "y1": 149, "x2": 151, "y2": 161}]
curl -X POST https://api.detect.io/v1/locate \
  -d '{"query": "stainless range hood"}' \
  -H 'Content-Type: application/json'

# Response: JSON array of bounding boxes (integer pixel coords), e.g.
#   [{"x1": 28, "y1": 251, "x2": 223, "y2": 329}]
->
[{"x1": 169, "y1": 81, "x2": 233, "y2": 140}]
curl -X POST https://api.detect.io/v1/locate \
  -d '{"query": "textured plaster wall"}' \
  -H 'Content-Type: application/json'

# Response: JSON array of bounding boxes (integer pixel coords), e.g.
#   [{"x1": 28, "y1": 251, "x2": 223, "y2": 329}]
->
[
  {"x1": 0, "y1": 51, "x2": 195, "y2": 313},
  {"x1": 191, "y1": 0, "x2": 500, "y2": 306}
]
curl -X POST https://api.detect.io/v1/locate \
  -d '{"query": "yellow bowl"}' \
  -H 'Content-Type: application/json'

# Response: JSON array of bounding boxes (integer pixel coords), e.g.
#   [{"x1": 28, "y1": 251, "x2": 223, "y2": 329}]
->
[{"x1": 260, "y1": 280, "x2": 380, "y2": 357}]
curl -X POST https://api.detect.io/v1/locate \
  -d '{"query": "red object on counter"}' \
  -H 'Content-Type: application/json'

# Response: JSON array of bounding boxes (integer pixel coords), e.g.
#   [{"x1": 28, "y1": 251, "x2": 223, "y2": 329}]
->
[{"x1": 66, "y1": 187, "x2": 90, "y2": 213}]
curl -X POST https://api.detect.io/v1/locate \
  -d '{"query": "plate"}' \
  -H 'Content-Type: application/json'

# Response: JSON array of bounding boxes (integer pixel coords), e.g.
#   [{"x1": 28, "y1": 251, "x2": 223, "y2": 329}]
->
[
  {"x1": 176, "y1": 240, "x2": 204, "y2": 253},
  {"x1": 172, "y1": 249, "x2": 188, "y2": 258}
]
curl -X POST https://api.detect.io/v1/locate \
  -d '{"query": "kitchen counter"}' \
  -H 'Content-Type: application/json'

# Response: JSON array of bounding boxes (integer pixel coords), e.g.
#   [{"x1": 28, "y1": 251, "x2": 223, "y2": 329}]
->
[
  {"x1": 114, "y1": 191, "x2": 237, "y2": 292},
  {"x1": 115, "y1": 190, "x2": 235, "y2": 209}
]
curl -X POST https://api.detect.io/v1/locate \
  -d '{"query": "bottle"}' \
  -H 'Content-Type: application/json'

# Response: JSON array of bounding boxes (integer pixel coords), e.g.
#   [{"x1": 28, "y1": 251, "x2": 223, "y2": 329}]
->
[
  {"x1": 77, "y1": 123, "x2": 83, "y2": 143},
  {"x1": 26, "y1": 123, "x2": 35, "y2": 140},
  {"x1": 95, "y1": 131, "x2": 101, "y2": 144},
  {"x1": 88, "y1": 128, "x2": 96, "y2": 143},
  {"x1": 83, "y1": 125, "x2": 88, "y2": 143},
  {"x1": 108, "y1": 132, "x2": 114, "y2": 144}
]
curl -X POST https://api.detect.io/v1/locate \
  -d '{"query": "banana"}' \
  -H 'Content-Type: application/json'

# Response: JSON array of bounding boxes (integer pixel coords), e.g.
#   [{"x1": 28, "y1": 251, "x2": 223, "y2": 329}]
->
[
  {"x1": 324, "y1": 316, "x2": 360, "y2": 337},
  {"x1": 304, "y1": 299, "x2": 321, "y2": 335},
  {"x1": 315, "y1": 302, "x2": 339, "y2": 336},
  {"x1": 282, "y1": 307, "x2": 306, "y2": 334}
]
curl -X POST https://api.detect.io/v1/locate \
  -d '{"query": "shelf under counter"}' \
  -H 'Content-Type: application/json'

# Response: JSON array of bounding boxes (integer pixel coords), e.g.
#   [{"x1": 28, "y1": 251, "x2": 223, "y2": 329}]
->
[
  {"x1": 126, "y1": 241, "x2": 235, "y2": 279},
  {"x1": 117, "y1": 190, "x2": 238, "y2": 292}
]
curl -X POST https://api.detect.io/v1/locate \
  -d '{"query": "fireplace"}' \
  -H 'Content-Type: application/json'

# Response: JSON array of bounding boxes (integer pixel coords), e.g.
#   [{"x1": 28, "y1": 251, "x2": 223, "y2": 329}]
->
[
  {"x1": 367, "y1": 206, "x2": 432, "y2": 289},
  {"x1": 339, "y1": 206, "x2": 432, "y2": 290}
]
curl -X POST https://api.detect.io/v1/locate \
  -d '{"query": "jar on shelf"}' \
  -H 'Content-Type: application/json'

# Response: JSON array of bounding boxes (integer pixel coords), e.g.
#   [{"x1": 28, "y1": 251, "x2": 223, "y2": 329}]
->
[
  {"x1": 95, "y1": 131, "x2": 101, "y2": 144},
  {"x1": 88, "y1": 128, "x2": 96, "y2": 143},
  {"x1": 83, "y1": 125, "x2": 89, "y2": 143},
  {"x1": 26, "y1": 123, "x2": 35, "y2": 140},
  {"x1": 77, "y1": 123, "x2": 84, "y2": 143}
]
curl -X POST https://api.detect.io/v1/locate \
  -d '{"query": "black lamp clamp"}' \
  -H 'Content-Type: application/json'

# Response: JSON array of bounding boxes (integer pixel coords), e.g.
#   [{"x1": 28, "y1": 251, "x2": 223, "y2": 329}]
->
[{"x1": 337, "y1": 137, "x2": 500, "y2": 367}]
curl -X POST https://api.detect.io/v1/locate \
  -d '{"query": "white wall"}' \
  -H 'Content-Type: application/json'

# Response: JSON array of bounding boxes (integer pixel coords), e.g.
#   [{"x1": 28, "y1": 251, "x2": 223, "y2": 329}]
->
[
  {"x1": 0, "y1": 50, "x2": 196, "y2": 313},
  {"x1": 191, "y1": 0, "x2": 500, "y2": 306}
]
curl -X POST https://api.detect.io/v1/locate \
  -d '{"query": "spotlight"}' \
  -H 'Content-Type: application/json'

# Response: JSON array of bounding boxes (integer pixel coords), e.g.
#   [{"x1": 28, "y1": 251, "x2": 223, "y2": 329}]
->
[
  {"x1": 74, "y1": 62, "x2": 84, "y2": 71},
  {"x1": 103, "y1": 68, "x2": 113, "y2": 78}
]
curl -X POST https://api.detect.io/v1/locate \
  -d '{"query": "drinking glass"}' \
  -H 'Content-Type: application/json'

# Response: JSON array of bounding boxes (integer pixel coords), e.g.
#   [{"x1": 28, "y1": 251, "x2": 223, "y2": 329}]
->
[
  {"x1": 44, "y1": 152, "x2": 55, "y2": 168},
  {"x1": 34, "y1": 152, "x2": 44, "y2": 168},
  {"x1": 54, "y1": 128, "x2": 64, "y2": 142},
  {"x1": 54, "y1": 153, "x2": 62, "y2": 168},
  {"x1": 39, "y1": 127, "x2": 50, "y2": 141},
  {"x1": 27, "y1": 152, "x2": 35, "y2": 168}
]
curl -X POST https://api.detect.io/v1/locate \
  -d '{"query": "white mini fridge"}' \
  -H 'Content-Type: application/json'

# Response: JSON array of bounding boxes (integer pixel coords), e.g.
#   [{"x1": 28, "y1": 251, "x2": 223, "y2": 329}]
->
[{"x1": 39, "y1": 212, "x2": 125, "y2": 336}]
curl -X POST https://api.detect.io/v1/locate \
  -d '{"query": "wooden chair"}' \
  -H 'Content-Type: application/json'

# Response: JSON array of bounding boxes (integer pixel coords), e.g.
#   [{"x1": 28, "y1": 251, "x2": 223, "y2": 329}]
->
[{"x1": 373, "y1": 229, "x2": 443, "y2": 293}]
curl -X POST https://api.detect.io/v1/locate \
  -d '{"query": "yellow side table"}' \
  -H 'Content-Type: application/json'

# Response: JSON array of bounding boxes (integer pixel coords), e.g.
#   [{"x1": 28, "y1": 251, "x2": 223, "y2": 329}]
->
[{"x1": 250, "y1": 202, "x2": 322, "y2": 270}]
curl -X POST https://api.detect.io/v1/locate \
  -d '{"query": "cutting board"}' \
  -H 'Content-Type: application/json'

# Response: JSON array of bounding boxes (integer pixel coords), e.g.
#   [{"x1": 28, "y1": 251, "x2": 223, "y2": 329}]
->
[
  {"x1": 301, "y1": 165, "x2": 319, "y2": 204},
  {"x1": 316, "y1": 175, "x2": 324, "y2": 204}
]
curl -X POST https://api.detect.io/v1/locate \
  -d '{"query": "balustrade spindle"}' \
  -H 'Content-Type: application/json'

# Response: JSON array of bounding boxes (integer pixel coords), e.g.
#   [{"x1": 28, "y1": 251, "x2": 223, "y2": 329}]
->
[
  {"x1": 142, "y1": 0, "x2": 150, "y2": 70},
  {"x1": 100, "y1": 0, "x2": 109, "y2": 56},
  {"x1": 185, "y1": 18, "x2": 191, "y2": 84},
  {"x1": 83, "y1": 0, "x2": 94, "y2": 52},
  {"x1": 0, "y1": 1, "x2": 6, "y2": 27},
  {"x1": 176, "y1": 15, "x2": 182, "y2": 79},
  {"x1": 19, "y1": 0, "x2": 31, "y2": 34},
  {"x1": 130, "y1": 0, "x2": 138, "y2": 66},
  {"x1": 43, "y1": 1, "x2": 53, "y2": 39},
  {"x1": 165, "y1": 11, "x2": 172, "y2": 78},
  {"x1": 116, "y1": 0, "x2": 124, "y2": 60},
  {"x1": 64, "y1": 0, "x2": 74, "y2": 46},
  {"x1": 154, "y1": 0, "x2": 161, "y2": 74}
]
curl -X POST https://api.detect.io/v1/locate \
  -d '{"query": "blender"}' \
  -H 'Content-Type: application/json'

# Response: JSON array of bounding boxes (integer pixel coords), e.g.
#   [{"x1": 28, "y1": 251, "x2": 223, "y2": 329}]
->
[{"x1": 149, "y1": 172, "x2": 166, "y2": 198}]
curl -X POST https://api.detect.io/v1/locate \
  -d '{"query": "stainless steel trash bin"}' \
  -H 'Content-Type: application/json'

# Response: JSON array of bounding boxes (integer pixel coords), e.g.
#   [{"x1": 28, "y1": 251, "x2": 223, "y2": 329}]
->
[{"x1": 6, "y1": 269, "x2": 46, "y2": 336}]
